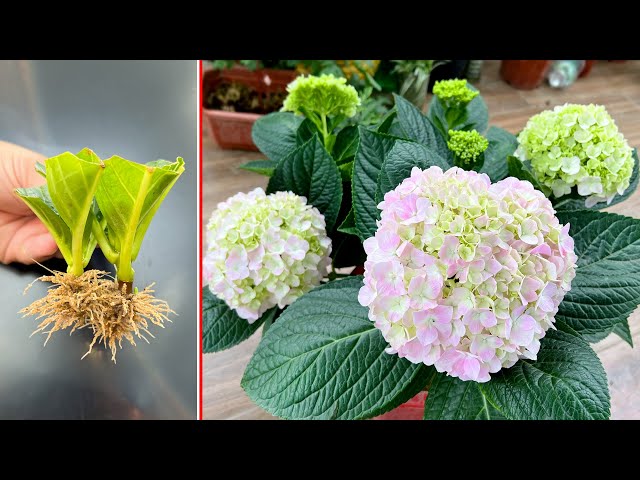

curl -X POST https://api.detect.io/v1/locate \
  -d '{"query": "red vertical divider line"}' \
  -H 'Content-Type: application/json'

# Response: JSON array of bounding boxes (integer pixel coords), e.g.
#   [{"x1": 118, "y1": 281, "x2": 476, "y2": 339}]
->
[{"x1": 198, "y1": 59, "x2": 204, "y2": 421}]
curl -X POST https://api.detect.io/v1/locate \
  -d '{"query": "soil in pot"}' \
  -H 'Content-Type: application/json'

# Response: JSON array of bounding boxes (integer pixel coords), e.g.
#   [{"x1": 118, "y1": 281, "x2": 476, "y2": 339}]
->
[{"x1": 206, "y1": 81, "x2": 287, "y2": 115}]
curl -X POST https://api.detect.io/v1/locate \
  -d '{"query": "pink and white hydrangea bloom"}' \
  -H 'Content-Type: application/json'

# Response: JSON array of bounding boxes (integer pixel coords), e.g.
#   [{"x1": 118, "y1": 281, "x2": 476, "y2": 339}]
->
[
  {"x1": 358, "y1": 166, "x2": 577, "y2": 382},
  {"x1": 204, "y1": 188, "x2": 331, "y2": 322}
]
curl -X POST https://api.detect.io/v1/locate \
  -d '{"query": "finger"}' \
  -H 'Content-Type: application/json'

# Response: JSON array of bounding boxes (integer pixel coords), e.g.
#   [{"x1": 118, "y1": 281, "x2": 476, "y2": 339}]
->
[
  {"x1": 0, "y1": 141, "x2": 47, "y2": 215},
  {"x1": 1, "y1": 217, "x2": 59, "y2": 265}
]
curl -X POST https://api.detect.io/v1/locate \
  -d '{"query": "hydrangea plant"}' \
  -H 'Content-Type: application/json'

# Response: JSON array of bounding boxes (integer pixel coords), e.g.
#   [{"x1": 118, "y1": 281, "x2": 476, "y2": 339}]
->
[
  {"x1": 515, "y1": 103, "x2": 635, "y2": 207},
  {"x1": 204, "y1": 75, "x2": 640, "y2": 420}
]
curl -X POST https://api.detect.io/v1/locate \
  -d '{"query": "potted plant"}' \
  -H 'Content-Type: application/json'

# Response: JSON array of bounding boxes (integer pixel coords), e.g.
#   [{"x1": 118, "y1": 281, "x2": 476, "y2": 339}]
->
[
  {"x1": 202, "y1": 61, "x2": 299, "y2": 151},
  {"x1": 204, "y1": 73, "x2": 640, "y2": 420}
]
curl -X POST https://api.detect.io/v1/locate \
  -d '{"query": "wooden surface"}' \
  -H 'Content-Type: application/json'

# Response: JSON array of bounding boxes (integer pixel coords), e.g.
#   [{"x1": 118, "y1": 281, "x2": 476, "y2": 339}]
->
[{"x1": 203, "y1": 60, "x2": 640, "y2": 420}]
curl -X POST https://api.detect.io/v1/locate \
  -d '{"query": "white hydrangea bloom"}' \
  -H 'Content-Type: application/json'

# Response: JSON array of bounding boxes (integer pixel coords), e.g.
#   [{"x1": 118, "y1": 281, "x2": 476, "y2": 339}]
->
[{"x1": 204, "y1": 188, "x2": 332, "y2": 322}]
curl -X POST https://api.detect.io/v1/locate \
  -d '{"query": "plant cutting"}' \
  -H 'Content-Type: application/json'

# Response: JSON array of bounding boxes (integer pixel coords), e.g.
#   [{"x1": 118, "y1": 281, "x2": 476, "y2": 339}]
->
[
  {"x1": 204, "y1": 74, "x2": 640, "y2": 420},
  {"x1": 17, "y1": 148, "x2": 184, "y2": 361}
]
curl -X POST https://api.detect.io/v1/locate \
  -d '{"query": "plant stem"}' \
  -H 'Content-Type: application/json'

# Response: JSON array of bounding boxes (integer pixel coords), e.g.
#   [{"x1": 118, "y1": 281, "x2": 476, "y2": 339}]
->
[
  {"x1": 320, "y1": 113, "x2": 330, "y2": 152},
  {"x1": 91, "y1": 218, "x2": 119, "y2": 264},
  {"x1": 116, "y1": 167, "x2": 153, "y2": 285}
]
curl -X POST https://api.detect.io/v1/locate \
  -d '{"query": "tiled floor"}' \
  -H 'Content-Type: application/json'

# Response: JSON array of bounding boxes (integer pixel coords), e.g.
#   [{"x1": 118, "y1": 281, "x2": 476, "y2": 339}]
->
[{"x1": 203, "y1": 60, "x2": 640, "y2": 419}]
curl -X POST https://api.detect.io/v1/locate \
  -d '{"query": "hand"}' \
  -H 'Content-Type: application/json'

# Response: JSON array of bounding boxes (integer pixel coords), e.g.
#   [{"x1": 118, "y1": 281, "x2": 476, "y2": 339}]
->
[{"x1": 0, "y1": 141, "x2": 58, "y2": 265}]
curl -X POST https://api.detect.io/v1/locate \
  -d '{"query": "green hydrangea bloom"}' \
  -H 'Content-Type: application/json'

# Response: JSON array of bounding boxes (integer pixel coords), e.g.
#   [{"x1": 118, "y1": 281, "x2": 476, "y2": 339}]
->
[
  {"x1": 447, "y1": 129, "x2": 488, "y2": 165},
  {"x1": 281, "y1": 74, "x2": 361, "y2": 118},
  {"x1": 433, "y1": 79, "x2": 478, "y2": 106},
  {"x1": 516, "y1": 103, "x2": 634, "y2": 207}
]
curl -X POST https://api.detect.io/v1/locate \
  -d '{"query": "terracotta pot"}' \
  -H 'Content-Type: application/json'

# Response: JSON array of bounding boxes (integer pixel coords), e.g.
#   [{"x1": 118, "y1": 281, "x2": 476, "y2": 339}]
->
[
  {"x1": 500, "y1": 60, "x2": 552, "y2": 90},
  {"x1": 579, "y1": 60, "x2": 595, "y2": 78},
  {"x1": 202, "y1": 66, "x2": 298, "y2": 151},
  {"x1": 373, "y1": 391, "x2": 428, "y2": 420}
]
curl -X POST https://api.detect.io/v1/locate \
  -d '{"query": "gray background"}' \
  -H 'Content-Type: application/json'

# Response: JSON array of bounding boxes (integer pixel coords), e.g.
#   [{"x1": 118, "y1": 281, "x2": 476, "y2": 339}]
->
[{"x1": 0, "y1": 60, "x2": 197, "y2": 419}]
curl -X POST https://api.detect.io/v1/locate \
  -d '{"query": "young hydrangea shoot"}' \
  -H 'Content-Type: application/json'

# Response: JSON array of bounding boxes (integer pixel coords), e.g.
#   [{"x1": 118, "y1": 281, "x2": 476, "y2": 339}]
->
[
  {"x1": 16, "y1": 149, "x2": 104, "y2": 277},
  {"x1": 204, "y1": 188, "x2": 332, "y2": 322},
  {"x1": 281, "y1": 74, "x2": 361, "y2": 152},
  {"x1": 358, "y1": 166, "x2": 577, "y2": 383},
  {"x1": 447, "y1": 129, "x2": 489, "y2": 170},
  {"x1": 516, "y1": 103, "x2": 634, "y2": 207},
  {"x1": 93, "y1": 156, "x2": 185, "y2": 291},
  {"x1": 16, "y1": 149, "x2": 184, "y2": 361}
]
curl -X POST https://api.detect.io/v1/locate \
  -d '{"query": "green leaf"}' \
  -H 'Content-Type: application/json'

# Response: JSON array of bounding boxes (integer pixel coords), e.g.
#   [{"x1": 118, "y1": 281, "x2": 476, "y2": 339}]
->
[
  {"x1": 394, "y1": 93, "x2": 452, "y2": 163},
  {"x1": 375, "y1": 108, "x2": 397, "y2": 134},
  {"x1": 554, "y1": 149, "x2": 639, "y2": 211},
  {"x1": 251, "y1": 112, "x2": 303, "y2": 161},
  {"x1": 352, "y1": 128, "x2": 396, "y2": 241},
  {"x1": 202, "y1": 287, "x2": 272, "y2": 353},
  {"x1": 41, "y1": 149, "x2": 104, "y2": 274},
  {"x1": 555, "y1": 209, "x2": 640, "y2": 342},
  {"x1": 424, "y1": 374, "x2": 505, "y2": 420},
  {"x1": 428, "y1": 84, "x2": 489, "y2": 134},
  {"x1": 480, "y1": 329, "x2": 610, "y2": 419},
  {"x1": 95, "y1": 156, "x2": 184, "y2": 282},
  {"x1": 267, "y1": 136, "x2": 342, "y2": 232},
  {"x1": 507, "y1": 155, "x2": 552, "y2": 196},
  {"x1": 376, "y1": 140, "x2": 450, "y2": 202},
  {"x1": 238, "y1": 159, "x2": 278, "y2": 176},
  {"x1": 337, "y1": 208, "x2": 358, "y2": 236},
  {"x1": 35, "y1": 162, "x2": 47, "y2": 177},
  {"x1": 296, "y1": 118, "x2": 318, "y2": 146},
  {"x1": 612, "y1": 321, "x2": 633, "y2": 347},
  {"x1": 479, "y1": 126, "x2": 518, "y2": 182},
  {"x1": 332, "y1": 126, "x2": 359, "y2": 164},
  {"x1": 15, "y1": 184, "x2": 73, "y2": 265},
  {"x1": 241, "y1": 276, "x2": 433, "y2": 419}
]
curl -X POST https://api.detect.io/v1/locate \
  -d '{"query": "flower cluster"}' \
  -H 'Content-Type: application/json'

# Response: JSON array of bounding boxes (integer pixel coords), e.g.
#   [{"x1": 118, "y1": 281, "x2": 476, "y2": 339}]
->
[
  {"x1": 204, "y1": 188, "x2": 332, "y2": 322},
  {"x1": 516, "y1": 103, "x2": 634, "y2": 207},
  {"x1": 358, "y1": 166, "x2": 577, "y2": 382},
  {"x1": 447, "y1": 129, "x2": 489, "y2": 165},
  {"x1": 281, "y1": 74, "x2": 361, "y2": 118},
  {"x1": 432, "y1": 79, "x2": 479, "y2": 106}
]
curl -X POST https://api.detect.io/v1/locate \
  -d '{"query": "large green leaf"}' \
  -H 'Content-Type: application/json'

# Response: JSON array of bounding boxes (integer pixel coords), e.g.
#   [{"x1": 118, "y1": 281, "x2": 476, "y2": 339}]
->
[
  {"x1": 351, "y1": 128, "x2": 396, "y2": 241},
  {"x1": 267, "y1": 136, "x2": 342, "y2": 232},
  {"x1": 251, "y1": 112, "x2": 303, "y2": 162},
  {"x1": 238, "y1": 159, "x2": 278, "y2": 176},
  {"x1": 333, "y1": 125, "x2": 359, "y2": 164},
  {"x1": 394, "y1": 93, "x2": 452, "y2": 163},
  {"x1": 15, "y1": 184, "x2": 73, "y2": 264},
  {"x1": 94, "y1": 156, "x2": 184, "y2": 281},
  {"x1": 202, "y1": 287, "x2": 273, "y2": 353},
  {"x1": 376, "y1": 140, "x2": 450, "y2": 202},
  {"x1": 479, "y1": 126, "x2": 518, "y2": 182},
  {"x1": 554, "y1": 149, "x2": 639, "y2": 211},
  {"x1": 480, "y1": 329, "x2": 610, "y2": 419},
  {"x1": 424, "y1": 374, "x2": 505, "y2": 420},
  {"x1": 428, "y1": 84, "x2": 489, "y2": 134},
  {"x1": 241, "y1": 276, "x2": 433, "y2": 419},
  {"x1": 555, "y1": 209, "x2": 640, "y2": 342}
]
